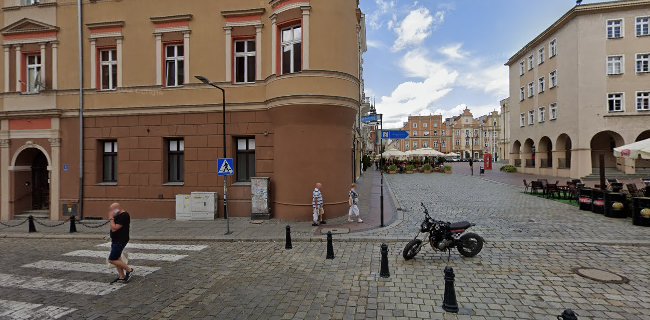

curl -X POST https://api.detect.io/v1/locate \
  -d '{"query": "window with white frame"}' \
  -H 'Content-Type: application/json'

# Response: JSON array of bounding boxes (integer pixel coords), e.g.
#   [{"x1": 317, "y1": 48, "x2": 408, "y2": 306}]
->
[
  {"x1": 550, "y1": 39, "x2": 557, "y2": 57},
  {"x1": 442, "y1": 130, "x2": 446, "y2": 136},
  {"x1": 100, "y1": 49, "x2": 117, "y2": 90},
  {"x1": 433, "y1": 122, "x2": 438, "y2": 128},
  {"x1": 434, "y1": 130, "x2": 438, "y2": 136},
  {"x1": 520, "y1": 87, "x2": 525, "y2": 101},
  {"x1": 607, "y1": 55, "x2": 624, "y2": 75},
  {"x1": 519, "y1": 61, "x2": 525, "y2": 76},
  {"x1": 527, "y1": 82, "x2": 534, "y2": 97},
  {"x1": 550, "y1": 103, "x2": 558, "y2": 120},
  {"x1": 423, "y1": 131, "x2": 430, "y2": 136},
  {"x1": 413, "y1": 141, "x2": 418, "y2": 149},
  {"x1": 519, "y1": 113, "x2": 525, "y2": 127},
  {"x1": 21, "y1": 0, "x2": 39, "y2": 5},
  {"x1": 26, "y1": 55, "x2": 42, "y2": 93},
  {"x1": 528, "y1": 110, "x2": 534, "y2": 125},
  {"x1": 528, "y1": 55, "x2": 534, "y2": 70},
  {"x1": 281, "y1": 25, "x2": 302, "y2": 74},
  {"x1": 165, "y1": 44, "x2": 184, "y2": 87},
  {"x1": 607, "y1": 19, "x2": 623, "y2": 39},
  {"x1": 538, "y1": 47, "x2": 545, "y2": 65},
  {"x1": 455, "y1": 139, "x2": 460, "y2": 146},
  {"x1": 637, "y1": 92, "x2": 650, "y2": 111},
  {"x1": 412, "y1": 123, "x2": 417, "y2": 128},
  {"x1": 433, "y1": 141, "x2": 438, "y2": 149},
  {"x1": 465, "y1": 137, "x2": 469, "y2": 146},
  {"x1": 636, "y1": 53, "x2": 650, "y2": 73},
  {"x1": 412, "y1": 131, "x2": 418, "y2": 136},
  {"x1": 423, "y1": 123, "x2": 428, "y2": 128},
  {"x1": 538, "y1": 77, "x2": 545, "y2": 93},
  {"x1": 442, "y1": 141, "x2": 446, "y2": 148},
  {"x1": 636, "y1": 17, "x2": 649, "y2": 37},
  {"x1": 234, "y1": 40, "x2": 256, "y2": 84},
  {"x1": 538, "y1": 107, "x2": 545, "y2": 122},
  {"x1": 607, "y1": 93, "x2": 624, "y2": 112},
  {"x1": 550, "y1": 70, "x2": 557, "y2": 88}
]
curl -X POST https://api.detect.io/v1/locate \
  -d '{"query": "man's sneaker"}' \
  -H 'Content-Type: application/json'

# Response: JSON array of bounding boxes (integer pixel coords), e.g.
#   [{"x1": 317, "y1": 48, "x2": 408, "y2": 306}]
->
[
  {"x1": 110, "y1": 277, "x2": 125, "y2": 284},
  {"x1": 312, "y1": 223, "x2": 319, "y2": 227},
  {"x1": 320, "y1": 220, "x2": 327, "y2": 225},
  {"x1": 124, "y1": 268, "x2": 134, "y2": 282},
  {"x1": 357, "y1": 219, "x2": 363, "y2": 223},
  {"x1": 347, "y1": 218, "x2": 354, "y2": 222}
]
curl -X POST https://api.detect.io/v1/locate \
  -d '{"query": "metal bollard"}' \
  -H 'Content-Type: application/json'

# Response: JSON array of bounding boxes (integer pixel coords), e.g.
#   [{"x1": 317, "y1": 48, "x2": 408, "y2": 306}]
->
[
  {"x1": 28, "y1": 215, "x2": 37, "y2": 233},
  {"x1": 442, "y1": 266, "x2": 459, "y2": 313},
  {"x1": 326, "y1": 231, "x2": 334, "y2": 259},
  {"x1": 69, "y1": 216, "x2": 77, "y2": 233},
  {"x1": 380, "y1": 243, "x2": 390, "y2": 278},
  {"x1": 285, "y1": 225, "x2": 292, "y2": 249},
  {"x1": 557, "y1": 309, "x2": 578, "y2": 320}
]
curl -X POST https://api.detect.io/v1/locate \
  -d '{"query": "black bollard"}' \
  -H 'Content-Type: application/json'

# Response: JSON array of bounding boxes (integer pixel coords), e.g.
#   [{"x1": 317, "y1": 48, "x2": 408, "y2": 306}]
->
[
  {"x1": 326, "y1": 231, "x2": 334, "y2": 259},
  {"x1": 380, "y1": 243, "x2": 390, "y2": 278},
  {"x1": 69, "y1": 216, "x2": 77, "y2": 233},
  {"x1": 557, "y1": 309, "x2": 578, "y2": 320},
  {"x1": 28, "y1": 215, "x2": 37, "y2": 233},
  {"x1": 442, "y1": 266, "x2": 459, "y2": 313},
  {"x1": 285, "y1": 225, "x2": 292, "y2": 249}
]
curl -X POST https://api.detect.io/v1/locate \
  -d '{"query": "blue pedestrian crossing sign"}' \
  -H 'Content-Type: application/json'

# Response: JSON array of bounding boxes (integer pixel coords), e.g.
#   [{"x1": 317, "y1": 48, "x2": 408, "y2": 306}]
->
[{"x1": 217, "y1": 158, "x2": 235, "y2": 176}]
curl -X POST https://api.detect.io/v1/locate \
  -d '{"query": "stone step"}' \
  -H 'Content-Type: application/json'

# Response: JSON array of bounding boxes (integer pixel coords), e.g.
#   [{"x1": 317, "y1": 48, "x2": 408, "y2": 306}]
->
[{"x1": 14, "y1": 210, "x2": 49, "y2": 220}]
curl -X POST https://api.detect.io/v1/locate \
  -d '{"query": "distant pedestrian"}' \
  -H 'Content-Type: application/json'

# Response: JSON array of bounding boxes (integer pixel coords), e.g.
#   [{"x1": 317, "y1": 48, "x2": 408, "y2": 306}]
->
[
  {"x1": 348, "y1": 183, "x2": 363, "y2": 223},
  {"x1": 312, "y1": 183, "x2": 325, "y2": 226},
  {"x1": 107, "y1": 203, "x2": 134, "y2": 283},
  {"x1": 469, "y1": 158, "x2": 474, "y2": 175}
]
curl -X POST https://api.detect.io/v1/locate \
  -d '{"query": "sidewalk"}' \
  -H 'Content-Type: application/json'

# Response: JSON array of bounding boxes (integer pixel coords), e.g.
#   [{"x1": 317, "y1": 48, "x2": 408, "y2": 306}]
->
[{"x1": 0, "y1": 168, "x2": 398, "y2": 242}]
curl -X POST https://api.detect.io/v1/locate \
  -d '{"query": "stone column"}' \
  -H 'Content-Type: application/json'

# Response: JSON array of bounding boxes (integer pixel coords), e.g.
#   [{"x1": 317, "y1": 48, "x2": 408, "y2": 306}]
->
[
  {"x1": 51, "y1": 42, "x2": 58, "y2": 90},
  {"x1": 155, "y1": 33, "x2": 162, "y2": 86},
  {"x1": 3, "y1": 45, "x2": 10, "y2": 92},
  {"x1": 15, "y1": 45, "x2": 21, "y2": 92},
  {"x1": 271, "y1": 15, "x2": 277, "y2": 75},
  {"x1": 116, "y1": 37, "x2": 123, "y2": 88},
  {"x1": 90, "y1": 39, "x2": 97, "y2": 89},
  {"x1": 301, "y1": 6, "x2": 311, "y2": 70},
  {"x1": 224, "y1": 27, "x2": 232, "y2": 82},
  {"x1": 49, "y1": 138, "x2": 61, "y2": 220},
  {"x1": 255, "y1": 24, "x2": 263, "y2": 81},
  {"x1": 183, "y1": 31, "x2": 190, "y2": 85},
  {"x1": 0, "y1": 137, "x2": 9, "y2": 221},
  {"x1": 40, "y1": 43, "x2": 47, "y2": 88}
]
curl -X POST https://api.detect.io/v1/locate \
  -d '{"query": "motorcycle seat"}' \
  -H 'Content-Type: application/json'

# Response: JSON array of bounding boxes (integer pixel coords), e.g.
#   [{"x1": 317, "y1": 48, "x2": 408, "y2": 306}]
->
[{"x1": 449, "y1": 221, "x2": 471, "y2": 230}]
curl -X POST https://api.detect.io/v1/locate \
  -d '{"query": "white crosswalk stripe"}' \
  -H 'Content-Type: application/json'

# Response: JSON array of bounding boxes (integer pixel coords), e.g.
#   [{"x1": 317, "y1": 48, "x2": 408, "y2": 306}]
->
[
  {"x1": 0, "y1": 299, "x2": 76, "y2": 320},
  {"x1": 22, "y1": 260, "x2": 160, "y2": 276},
  {"x1": 0, "y1": 273, "x2": 124, "y2": 296},
  {"x1": 97, "y1": 242, "x2": 208, "y2": 251},
  {"x1": 63, "y1": 250, "x2": 187, "y2": 262}
]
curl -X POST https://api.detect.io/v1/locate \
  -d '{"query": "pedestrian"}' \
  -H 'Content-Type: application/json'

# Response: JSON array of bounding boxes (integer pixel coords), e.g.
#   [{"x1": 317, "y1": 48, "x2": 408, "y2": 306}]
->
[
  {"x1": 347, "y1": 183, "x2": 363, "y2": 223},
  {"x1": 312, "y1": 183, "x2": 325, "y2": 226},
  {"x1": 469, "y1": 158, "x2": 474, "y2": 175},
  {"x1": 107, "y1": 203, "x2": 134, "y2": 283}
]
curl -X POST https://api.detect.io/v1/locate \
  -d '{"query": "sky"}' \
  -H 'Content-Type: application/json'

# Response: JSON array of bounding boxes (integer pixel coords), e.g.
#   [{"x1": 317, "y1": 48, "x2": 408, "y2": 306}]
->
[{"x1": 360, "y1": 0, "x2": 602, "y2": 128}]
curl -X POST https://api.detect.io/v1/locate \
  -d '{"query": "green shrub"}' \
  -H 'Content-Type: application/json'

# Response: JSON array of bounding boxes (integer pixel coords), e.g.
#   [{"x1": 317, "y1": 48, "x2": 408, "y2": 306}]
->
[
  {"x1": 500, "y1": 165, "x2": 517, "y2": 173},
  {"x1": 422, "y1": 164, "x2": 432, "y2": 171},
  {"x1": 405, "y1": 164, "x2": 415, "y2": 171},
  {"x1": 443, "y1": 165, "x2": 452, "y2": 172},
  {"x1": 388, "y1": 164, "x2": 398, "y2": 172}
]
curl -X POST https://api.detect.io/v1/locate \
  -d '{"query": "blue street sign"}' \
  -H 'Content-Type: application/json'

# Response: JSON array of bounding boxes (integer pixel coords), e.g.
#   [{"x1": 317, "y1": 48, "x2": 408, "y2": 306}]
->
[
  {"x1": 382, "y1": 130, "x2": 410, "y2": 140},
  {"x1": 361, "y1": 114, "x2": 379, "y2": 123},
  {"x1": 217, "y1": 158, "x2": 235, "y2": 176},
  {"x1": 63, "y1": 164, "x2": 70, "y2": 172}
]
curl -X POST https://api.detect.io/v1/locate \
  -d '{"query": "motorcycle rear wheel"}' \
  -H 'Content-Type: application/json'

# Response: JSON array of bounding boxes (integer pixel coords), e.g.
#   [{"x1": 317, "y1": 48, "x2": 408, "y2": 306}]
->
[
  {"x1": 456, "y1": 233, "x2": 483, "y2": 257},
  {"x1": 403, "y1": 239, "x2": 423, "y2": 260}
]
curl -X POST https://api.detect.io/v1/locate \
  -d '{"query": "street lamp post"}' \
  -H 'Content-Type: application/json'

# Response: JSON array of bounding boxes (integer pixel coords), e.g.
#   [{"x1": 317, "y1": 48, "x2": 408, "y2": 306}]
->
[
  {"x1": 379, "y1": 113, "x2": 384, "y2": 228},
  {"x1": 195, "y1": 75, "x2": 231, "y2": 235}
]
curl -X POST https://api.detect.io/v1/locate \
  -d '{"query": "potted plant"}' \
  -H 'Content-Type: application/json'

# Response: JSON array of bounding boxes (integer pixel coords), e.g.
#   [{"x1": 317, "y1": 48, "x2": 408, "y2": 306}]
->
[
  {"x1": 422, "y1": 164, "x2": 433, "y2": 173},
  {"x1": 444, "y1": 165, "x2": 452, "y2": 174},
  {"x1": 405, "y1": 164, "x2": 415, "y2": 173},
  {"x1": 388, "y1": 164, "x2": 398, "y2": 174}
]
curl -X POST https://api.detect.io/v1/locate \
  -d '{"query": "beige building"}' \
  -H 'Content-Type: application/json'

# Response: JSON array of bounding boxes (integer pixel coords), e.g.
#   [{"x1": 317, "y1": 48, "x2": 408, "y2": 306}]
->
[
  {"x1": 0, "y1": 0, "x2": 366, "y2": 221},
  {"x1": 506, "y1": 0, "x2": 650, "y2": 179},
  {"x1": 499, "y1": 98, "x2": 511, "y2": 162}
]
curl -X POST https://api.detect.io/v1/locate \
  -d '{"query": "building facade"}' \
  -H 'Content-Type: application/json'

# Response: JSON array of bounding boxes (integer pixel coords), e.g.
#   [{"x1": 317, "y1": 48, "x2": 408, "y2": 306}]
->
[
  {"x1": 397, "y1": 115, "x2": 451, "y2": 153},
  {"x1": 499, "y1": 98, "x2": 511, "y2": 162},
  {"x1": 506, "y1": 0, "x2": 650, "y2": 179},
  {"x1": 0, "y1": 0, "x2": 365, "y2": 221}
]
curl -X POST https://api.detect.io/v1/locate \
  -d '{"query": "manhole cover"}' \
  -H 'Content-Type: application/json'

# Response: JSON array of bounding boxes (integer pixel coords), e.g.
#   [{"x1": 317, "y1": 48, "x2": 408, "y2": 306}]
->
[
  {"x1": 574, "y1": 268, "x2": 629, "y2": 284},
  {"x1": 320, "y1": 228, "x2": 350, "y2": 234}
]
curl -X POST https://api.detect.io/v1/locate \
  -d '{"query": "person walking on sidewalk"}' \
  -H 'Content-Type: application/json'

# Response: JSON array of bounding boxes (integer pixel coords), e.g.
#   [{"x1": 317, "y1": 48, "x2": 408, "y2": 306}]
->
[
  {"x1": 469, "y1": 158, "x2": 474, "y2": 176},
  {"x1": 348, "y1": 183, "x2": 363, "y2": 223},
  {"x1": 312, "y1": 183, "x2": 325, "y2": 226},
  {"x1": 107, "y1": 203, "x2": 134, "y2": 283}
]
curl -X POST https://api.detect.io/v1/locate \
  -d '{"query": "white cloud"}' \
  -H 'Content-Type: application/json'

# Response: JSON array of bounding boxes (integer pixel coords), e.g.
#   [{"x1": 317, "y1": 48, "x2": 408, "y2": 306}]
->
[
  {"x1": 461, "y1": 64, "x2": 509, "y2": 97},
  {"x1": 367, "y1": 0, "x2": 395, "y2": 30},
  {"x1": 392, "y1": 8, "x2": 444, "y2": 51},
  {"x1": 438, "y1": 43, "x2": 467, "y2": 60},
  {"x1": 366, "y1": 39, "x2": 384, "y2": 49},
  {"x1": 430, "y1": 104, "x2": 498, "y2": 120}
]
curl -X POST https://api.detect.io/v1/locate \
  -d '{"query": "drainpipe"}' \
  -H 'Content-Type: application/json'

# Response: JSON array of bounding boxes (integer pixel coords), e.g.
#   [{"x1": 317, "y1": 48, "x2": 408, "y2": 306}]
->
[{"x1": 77, "y1": 0, "x2": 85, "y2": 219}]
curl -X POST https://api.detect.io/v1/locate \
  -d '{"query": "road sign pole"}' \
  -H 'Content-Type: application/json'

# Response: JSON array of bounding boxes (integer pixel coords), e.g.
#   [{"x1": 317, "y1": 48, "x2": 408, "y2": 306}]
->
[
  {"x1": 380, "y1": 114, "x2": 384, "y2": 228},
  {"x1": 224, "y1": 175, "x2": 230, "y2": 235}
]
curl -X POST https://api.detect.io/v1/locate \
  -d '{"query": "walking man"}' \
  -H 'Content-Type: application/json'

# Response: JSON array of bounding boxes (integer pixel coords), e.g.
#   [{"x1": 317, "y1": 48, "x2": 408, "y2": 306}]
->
[
  {"x1": 312, "y1": 183, "x2": 325, "y2": 226},
  {"x1": 348, "y1": 183, "x2": 363, "y2": 223},
  {"x1": 107, "y1": 203, "x2": 134, "y2": 283},
  {"x1": 469, "y1": 158, "x2": 474, "y2": 176}
]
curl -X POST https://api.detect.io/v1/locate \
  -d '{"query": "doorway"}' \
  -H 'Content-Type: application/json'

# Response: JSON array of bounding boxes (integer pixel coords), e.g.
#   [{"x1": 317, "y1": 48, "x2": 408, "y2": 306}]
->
[{"x1": 31, "y1": 151, "x2": 50, "y2": 210}]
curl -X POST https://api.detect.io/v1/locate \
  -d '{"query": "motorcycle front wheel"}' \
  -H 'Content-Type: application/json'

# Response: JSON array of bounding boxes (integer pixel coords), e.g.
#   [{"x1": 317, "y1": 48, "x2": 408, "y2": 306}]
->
[
  {"x1": 402, "y1": 239, "x2": 423, "y2": 260},
  {"x1": 456, "y1": 233, "x2": 484, "y2": 257}
]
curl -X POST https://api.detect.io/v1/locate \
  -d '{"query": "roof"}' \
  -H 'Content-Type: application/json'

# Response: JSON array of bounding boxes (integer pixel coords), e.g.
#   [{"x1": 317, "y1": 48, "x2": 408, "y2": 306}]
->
[{"x1": 505, "y1": 0, "x2": 650, "y2": 66}]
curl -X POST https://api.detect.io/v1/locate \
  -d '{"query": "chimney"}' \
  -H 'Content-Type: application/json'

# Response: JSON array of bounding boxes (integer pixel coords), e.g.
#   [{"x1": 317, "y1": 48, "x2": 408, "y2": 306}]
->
[{"x1": 576, "y1": 0, "x2": 583, "y2": 5}]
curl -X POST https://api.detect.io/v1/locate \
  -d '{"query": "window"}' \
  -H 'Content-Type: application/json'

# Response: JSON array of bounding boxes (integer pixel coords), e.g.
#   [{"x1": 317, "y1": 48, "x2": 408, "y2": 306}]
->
[
  {"x1": 21, "y1": 0, "x2": 39, "y2": 5},
  {"x1": 550, "y1": 70, "x2": 557, "y2": 88},
  {"x1": 102, "y1": 141, "x2": 118, "y2": 183},
  {"x1": 607, "y1": 19, "x2": 623, "y2": 39},
  {"x1": 538, "y1": 47, "x2": 545, "y2": 65},
  {"x1": 412, "y1": 123, "x2": 417, "y2": 128},
  {"x1": 528, "y1": 55, "x2": 534, "y2": 70},
  {"x1": 520, "y1": 87, "x2": 525, "y2": 101},
  {"x1": 423, "y1": 131, "x2": 430, "y2": 136},
  {"x1": 637, "y1": 92, "x2": 650, "y2": 111},
  {"x1": 455, "y1": 139, "x2": 460, "y2": 146},
  {"x1": 434, "y1": 130, "x2": 438, "y2": 136},
  {"x1": 167, "y1": 139, "x2": 184, "y2": 183},
  {"x1": 520, "y1": 113, "x2": 525, "y2": 127},
  {"x1": 442, "y1": 130, "x2": 446, "y2": 136},
  {"x1": 608, "y1": 93, "x2": 624, "y2": 112},
  {"x1": 636, "y1": 53, "x2": 650, "y2": 73},
  {"x1": 528, "y1": 110, "x2": 535, "y2": 125},
  {"x1": 538, "y1": 107, "x2": 545, "y2": 123},
  {"x1": 433, "y1": 141, "x2": 438, "y2": 149},
  {"x1": 26, "y1": 55, "x2": 42, "y2": 93},
  {"x1": 235, "y1": 40, "x2": 256, "y2": 84},
  {"x1": 538, "y1": 77, "x2": 545, "y2": 93},
  {"x1": 165, "y1": 44, "x2": 184, "y2": 87},
  {"x1": 412, "y1": 131, "x2": 418, "y2": 136},
  {"x1": 433, "y1": 122, "x2": 438, "y2": 128},
  {"x1": 236, "y1": 138, "x2": 256, "y2": 182},
  {"x1": 550, "y1": 39, "x2": 557, "y2": 57},
  {"x1": 423, "y1": 123, "x2": 428, "y2": 128},
  {"x1": 442, "y1": 141, "x2": 446, "y2": 148},
  {"x1": 465, "y1": 138, "x2": 469, "y2": 147},
  {"x1": 527, "y1": 82, "x2": 534, "y2": 97},
  {"x1": 456, "y1": 130, "x2": 460, "y2": 136},
  {"x1": 100, "y1": 49, "x2": 117, "y2": 90},
  {"x1": 413, "y1": 141, "x2": 418, "y2": 149},
  {"x1": 465, "y1": 129, "x2": 470, "y2": 137},
  {"x1": 607, "y1": 55, "x2": 624, "y2": 75},
  {"x1": 637, "y1": 17, "x2": 649, "y2": 37},
  {"x1": 423, "y1": 142, "x2": 429, "y2": 148},
  {"x1": 281, "y1": 25, "x2": 302, "y2": 74},
  {"x1": 519, "y1": 61, "x2": 525, "y2": 76},
  {"x1": 550, "y1": 103, "x2": 558, "y2": 120}
]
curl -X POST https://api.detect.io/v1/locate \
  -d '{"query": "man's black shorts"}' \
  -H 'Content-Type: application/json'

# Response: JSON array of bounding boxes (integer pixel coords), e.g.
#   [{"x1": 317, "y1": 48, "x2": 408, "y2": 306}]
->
[{"x1": 108, "y1": 242, "x2": 127, "y2": 261}]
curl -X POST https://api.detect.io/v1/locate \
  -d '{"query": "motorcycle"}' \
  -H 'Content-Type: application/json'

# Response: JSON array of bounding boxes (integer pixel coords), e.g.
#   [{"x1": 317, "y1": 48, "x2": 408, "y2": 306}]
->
[{"x1": 402, "y1": 203, "x2": 484, "y2": 260}]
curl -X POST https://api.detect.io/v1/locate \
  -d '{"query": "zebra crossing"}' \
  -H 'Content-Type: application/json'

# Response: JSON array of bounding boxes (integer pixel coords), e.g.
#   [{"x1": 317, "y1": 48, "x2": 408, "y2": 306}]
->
[{"x1": 0, "y1": 242, "x2": 208, "y2": 319}]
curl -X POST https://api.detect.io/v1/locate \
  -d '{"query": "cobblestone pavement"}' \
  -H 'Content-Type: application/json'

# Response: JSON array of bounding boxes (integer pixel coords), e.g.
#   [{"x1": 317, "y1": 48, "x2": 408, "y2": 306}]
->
[{"x1": 1, "y1": 238, "x2": 649, "y2": 320}]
